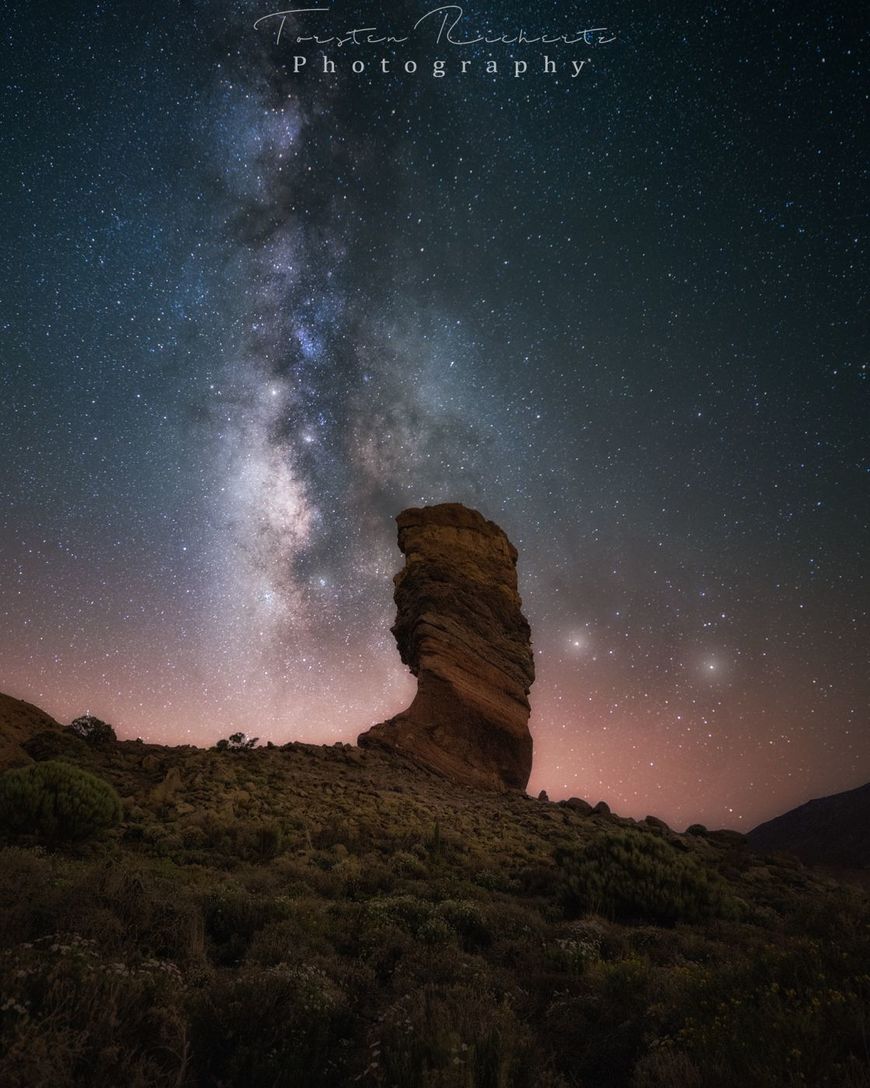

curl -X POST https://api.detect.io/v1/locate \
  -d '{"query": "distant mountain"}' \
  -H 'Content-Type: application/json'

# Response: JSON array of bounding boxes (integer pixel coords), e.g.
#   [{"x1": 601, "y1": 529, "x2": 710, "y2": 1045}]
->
[{"x1": 749, "y1": 782, "x2": 870, "y2": 868}]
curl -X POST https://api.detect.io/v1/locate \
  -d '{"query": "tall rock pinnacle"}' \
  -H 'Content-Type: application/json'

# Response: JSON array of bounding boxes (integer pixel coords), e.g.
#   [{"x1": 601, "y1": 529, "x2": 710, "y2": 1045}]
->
[{"x1": 358, "y1": 504, "x2": 534, "y2": 791}]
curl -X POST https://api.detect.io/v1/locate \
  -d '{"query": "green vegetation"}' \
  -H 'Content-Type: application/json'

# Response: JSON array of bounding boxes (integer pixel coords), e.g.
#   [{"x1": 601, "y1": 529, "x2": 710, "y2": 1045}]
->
[
  {"x1": 0, "y1": 739, "x2": 867, "y2": 1087},
  {"x1": 214, "y1": 731, "x2": 259, "y2": 752},
  {"x1": 0, "y1": 760, "x2": 121, "y2": 843},
  {"x1": 558, "y1": 827, "x2": 741, "y2": 924},
  {"x1": 67, "y1": 714, "x2": 117, "y2": 745}
]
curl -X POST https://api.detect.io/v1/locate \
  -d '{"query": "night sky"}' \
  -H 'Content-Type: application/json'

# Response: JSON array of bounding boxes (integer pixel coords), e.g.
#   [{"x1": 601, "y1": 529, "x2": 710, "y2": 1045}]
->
[{"x1": 2, "y1": 1, "x2": 867, "y2": 829}]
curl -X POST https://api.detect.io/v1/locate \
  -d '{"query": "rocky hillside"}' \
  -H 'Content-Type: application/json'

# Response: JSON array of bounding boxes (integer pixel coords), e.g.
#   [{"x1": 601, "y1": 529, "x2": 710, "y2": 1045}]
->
[
  {"x1": 0, "y1": 691, "x2": 61, "y2": 768},
  {"x1": 0, "y1": 700, "x2": 868, "y2": 1087},
  {"x1": 749, "y1": 781, "x2": 870, "y2": 869}
]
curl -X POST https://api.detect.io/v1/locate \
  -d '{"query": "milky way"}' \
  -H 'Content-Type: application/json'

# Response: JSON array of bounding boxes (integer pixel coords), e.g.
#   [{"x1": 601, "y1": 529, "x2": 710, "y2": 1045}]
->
[{"x1": 1, "y1": 0, "x2": 867, "y2": 828}]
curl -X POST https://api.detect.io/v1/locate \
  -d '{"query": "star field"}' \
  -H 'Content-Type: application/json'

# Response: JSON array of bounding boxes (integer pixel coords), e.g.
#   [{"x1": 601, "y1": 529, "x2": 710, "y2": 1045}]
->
[{"x1": 1, "y1": 0, "x2": 867, "y2": 828}]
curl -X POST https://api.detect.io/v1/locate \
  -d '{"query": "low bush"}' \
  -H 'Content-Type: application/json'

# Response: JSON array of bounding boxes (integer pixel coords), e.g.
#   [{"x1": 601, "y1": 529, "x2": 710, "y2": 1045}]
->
[
  {"x1": 0, "y1": 761, "x2": 121, "y2": 844},
  {"x1": 558, "y1": 828, "x2": 740, "y2": 925},
  {"x1": 371, "y1": 981, "x2": 537, "y2": 1088},
  {"x1": 191, "y1": 963, "x2": 350, "y2": 1087},
  {"x1": 214, "y1": 732, "x2": 258, "y2": 751},
  {"x1": 202, "y1": 887, "x2": 293, "y2": 965},
  {"x1": 0, "y1": 934, "x2": 187, "y2": 1088}
]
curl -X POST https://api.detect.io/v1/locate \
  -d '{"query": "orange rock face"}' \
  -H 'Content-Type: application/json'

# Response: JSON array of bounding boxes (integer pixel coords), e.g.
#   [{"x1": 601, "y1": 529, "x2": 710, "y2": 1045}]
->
[{"x1": 358, "y1": 504, "x2": 534, "y2": 791}]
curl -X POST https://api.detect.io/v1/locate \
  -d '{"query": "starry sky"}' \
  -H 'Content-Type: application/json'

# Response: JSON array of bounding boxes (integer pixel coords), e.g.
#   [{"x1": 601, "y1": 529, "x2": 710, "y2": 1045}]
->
[{"x1": 2, "y1": 1, "x2": 867, "y2": 829}]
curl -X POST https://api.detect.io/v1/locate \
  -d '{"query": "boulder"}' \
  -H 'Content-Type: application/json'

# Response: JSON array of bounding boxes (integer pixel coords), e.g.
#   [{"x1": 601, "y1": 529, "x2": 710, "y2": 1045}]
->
[
  {"x1": 358, "y1": 504, "x2": 535, "y2": 791},
  {"x1": 562, "y1": 797, "x2": 594, "y2": 815}
]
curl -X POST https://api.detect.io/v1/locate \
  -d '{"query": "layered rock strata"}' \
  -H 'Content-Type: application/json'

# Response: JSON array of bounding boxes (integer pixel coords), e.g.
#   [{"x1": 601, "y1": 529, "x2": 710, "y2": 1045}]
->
[{"x1": 358, "y1": 504, "x2": 534, "y2": 791}]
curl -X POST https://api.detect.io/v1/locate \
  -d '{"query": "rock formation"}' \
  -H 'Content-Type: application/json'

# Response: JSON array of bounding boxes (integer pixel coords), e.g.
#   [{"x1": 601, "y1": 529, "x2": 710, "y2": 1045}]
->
[{"x1": 358, "y1": 503, "x2": 535, "y2": 791}]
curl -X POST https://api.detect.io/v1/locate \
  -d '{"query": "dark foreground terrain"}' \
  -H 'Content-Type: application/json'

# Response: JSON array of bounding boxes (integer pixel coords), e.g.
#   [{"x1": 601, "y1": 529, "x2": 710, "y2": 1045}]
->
[{"x1": 0, "y1": 701, "x2": 868, "y2": 1087}]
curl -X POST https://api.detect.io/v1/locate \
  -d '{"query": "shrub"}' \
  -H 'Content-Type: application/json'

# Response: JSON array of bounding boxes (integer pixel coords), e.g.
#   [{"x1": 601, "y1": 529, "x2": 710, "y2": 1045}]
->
[
  {"x1": 192, "y1": 963, "x2": 350, "y2": 1086},
  {"x1": 0, "y1": 935, "x2": 187, "y2": 1088},
  {"x1": 244, "y1": 819, "x2": 284, "y2": 860},
  {"x1": 0, "y1": 761, "x2": 122, "y2": 843},
  {"x1": 434, "y1": 899, "x2": 491, "y2": 948},
  {"x1": 371, "y1": 982, "x2": 536, "y2": 1088},
  {"x1": 417, "y1": 915, "x2": 456, "y2": 946},
  {"x1": 392, "y1": 849, "x2": 428, "y2": 878},
  {"x1": 214, "y1": 732, "x2": 258, "y2": 751},
  {"x1": 559, "y1": 829, "x2": 740, "y2": 925},
  {"x1": 0, "y1": 846, "x2": 58, "y2": 945},
  {"x1": 364, "y1": 895, "x2": 433, "y2": 935},
  {"x1": 21, "y1": 729, "x2": 86, "y2": 762},
  {"x1": 67, "y1": 714, "x2": 117, "y2": 744},
  {"x1": 202, "y1": 888, "x2": 292, "y2": 965}
]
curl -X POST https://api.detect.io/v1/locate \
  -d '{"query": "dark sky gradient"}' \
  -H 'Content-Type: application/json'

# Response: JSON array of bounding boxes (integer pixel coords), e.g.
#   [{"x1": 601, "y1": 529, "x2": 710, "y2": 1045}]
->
[{"x1": 2, "y1": 1, "x2": 867, "y2": 828}]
